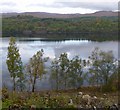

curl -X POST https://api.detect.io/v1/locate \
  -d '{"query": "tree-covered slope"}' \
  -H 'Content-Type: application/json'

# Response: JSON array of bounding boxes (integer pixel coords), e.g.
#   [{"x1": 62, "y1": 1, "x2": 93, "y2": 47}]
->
[{"x1": 2, "y1": 15, "x2": 118, "y2": 40}]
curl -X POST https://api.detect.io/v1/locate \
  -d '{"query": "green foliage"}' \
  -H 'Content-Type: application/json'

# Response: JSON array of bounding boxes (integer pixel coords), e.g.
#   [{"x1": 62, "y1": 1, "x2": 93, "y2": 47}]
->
[
  {"x1": 5, "y1": 38, "x2": 118, "y2": 92},
  {"x1": 50, "y1": 58, "x2": 60, "y2": 90},
  {"x1": 68, "y1": 56, "x2": 85, "y2": 88},
  {"x1": 102, "y1": 67, "x2": 119, "y2": 92},
  {"x1": 25, "y1": 49, "x2": 48, "y2": 92},
  {"x1": 50, "y1": 53, "x2": 70, "y2": 90},
  {"x1": 50, "y1": 54, "x2": 86, "y2": 90},
  {"x1": 2, "y1": 89, "x2": 118, "y2": 109},
  {"x1": 87, "y1": 47, "x2": 117, "y2": 89},
  {"x1": 59, "y1": 53, "x2": 69, "y2": 89},
  {"x1": 6, "y1": 37, "x2": 25, "y2": 91},
  {"x1": 3, "y1": 36, "x2": 119, "y2": 109},
  {"x1": 2, "y1": 99, "x2": 13, "y2": 109},
  {"x1": 2, "y1": 16, "x2": 118, "y2": 41}
]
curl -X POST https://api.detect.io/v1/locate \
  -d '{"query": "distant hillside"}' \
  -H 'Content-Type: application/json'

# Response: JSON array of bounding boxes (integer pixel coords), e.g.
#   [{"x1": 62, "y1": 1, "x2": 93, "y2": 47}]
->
[
  {"x1": 2, "y1": 13, "x2": 118, "y2": 41},
  {"x1": 2, "y1": 11, "x2": 118, "y2": 18}
]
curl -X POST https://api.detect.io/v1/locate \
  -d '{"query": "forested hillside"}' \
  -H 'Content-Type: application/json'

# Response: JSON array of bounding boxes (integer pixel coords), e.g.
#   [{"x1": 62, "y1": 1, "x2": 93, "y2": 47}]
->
[{"x1": 2, "y1": 15, "x2": 118, "y2": 40}]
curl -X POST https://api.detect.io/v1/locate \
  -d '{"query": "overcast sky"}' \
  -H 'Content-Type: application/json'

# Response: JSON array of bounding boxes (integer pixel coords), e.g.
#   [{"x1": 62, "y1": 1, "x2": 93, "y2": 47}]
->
[{"x1": 0, "y1": 0, "x2": 119, "y2": 14}]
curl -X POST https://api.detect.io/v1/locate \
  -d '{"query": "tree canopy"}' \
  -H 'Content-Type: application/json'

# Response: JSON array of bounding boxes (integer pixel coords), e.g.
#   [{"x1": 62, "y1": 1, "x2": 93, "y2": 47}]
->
[{"x1": 2, "y1": 16, "x2": 118, "y2": 41}]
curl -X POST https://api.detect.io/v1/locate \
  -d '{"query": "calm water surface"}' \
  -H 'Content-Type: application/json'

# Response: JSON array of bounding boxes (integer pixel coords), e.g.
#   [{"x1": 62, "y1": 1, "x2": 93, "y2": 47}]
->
[{"x1": 0, "y1": 37, "x2": 118, "y2": 90}]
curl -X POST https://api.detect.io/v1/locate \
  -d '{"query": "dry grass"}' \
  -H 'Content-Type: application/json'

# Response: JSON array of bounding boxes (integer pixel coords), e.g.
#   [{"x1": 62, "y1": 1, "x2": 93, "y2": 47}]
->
[{"x1": 1, "y1": 87, "x2": 119, "y2": 109}]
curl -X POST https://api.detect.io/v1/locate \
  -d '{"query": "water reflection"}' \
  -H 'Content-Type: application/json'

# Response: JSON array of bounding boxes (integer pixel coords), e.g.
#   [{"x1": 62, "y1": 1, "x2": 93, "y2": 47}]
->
[{"x1": 0, "y1": 37, "x2": 118, "y2": 90}]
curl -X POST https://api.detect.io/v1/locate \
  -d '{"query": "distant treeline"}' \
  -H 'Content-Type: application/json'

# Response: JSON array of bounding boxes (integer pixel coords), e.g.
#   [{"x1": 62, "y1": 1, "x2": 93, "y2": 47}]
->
[{"x1": 2, "y1": 15, "x2": 118, "y2": 41}]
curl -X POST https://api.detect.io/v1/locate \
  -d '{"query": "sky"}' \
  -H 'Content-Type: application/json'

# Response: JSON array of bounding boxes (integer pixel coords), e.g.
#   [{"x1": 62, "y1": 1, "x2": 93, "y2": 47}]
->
[{"x1": 0, "y1": 0, "x2": 119, "y2": 14}]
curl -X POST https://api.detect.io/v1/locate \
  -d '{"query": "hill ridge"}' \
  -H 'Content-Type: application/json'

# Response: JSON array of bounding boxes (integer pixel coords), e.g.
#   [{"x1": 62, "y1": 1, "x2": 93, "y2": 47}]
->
[{"x1": 2, "y1": 11, "x2": 118, "y2": 18}]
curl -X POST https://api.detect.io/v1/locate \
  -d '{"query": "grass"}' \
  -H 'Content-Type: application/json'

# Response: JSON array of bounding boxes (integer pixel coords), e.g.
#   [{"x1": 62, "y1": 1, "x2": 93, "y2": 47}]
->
[{"x1": 1, "y1": 87, "x2": 119, "y2": 109}]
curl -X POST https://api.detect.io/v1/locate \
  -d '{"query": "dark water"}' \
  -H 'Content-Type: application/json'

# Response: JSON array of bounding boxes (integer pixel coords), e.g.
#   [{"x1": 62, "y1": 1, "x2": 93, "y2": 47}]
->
[{"x1": 0, "y1": 37, "x2": 118, "y2": 90}]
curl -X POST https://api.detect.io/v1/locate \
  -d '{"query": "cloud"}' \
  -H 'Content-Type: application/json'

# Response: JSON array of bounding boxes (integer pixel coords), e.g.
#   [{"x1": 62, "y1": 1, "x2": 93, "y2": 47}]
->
[
  {"x1": 54, "y1": 2, "x2": 118, "y2": 10},
  {"x1": 1, "y1": 2, "x2": 16, "y2": 6},
  {"x1": 0, "y1": 1, "x2": 18, "y2": 13},
  {"x1": 0, "y1": 0, "x2": 119, "y2": 13},
  {"x1": 28, "y1": 1, "x2": 118, "y2": 11}
]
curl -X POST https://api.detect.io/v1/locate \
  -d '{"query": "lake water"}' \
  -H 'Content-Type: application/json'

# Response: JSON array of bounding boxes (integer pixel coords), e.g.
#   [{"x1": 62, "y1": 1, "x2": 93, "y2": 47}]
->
[{"x1": 0, "y1": 37, "x2": 118, "y2": 90}]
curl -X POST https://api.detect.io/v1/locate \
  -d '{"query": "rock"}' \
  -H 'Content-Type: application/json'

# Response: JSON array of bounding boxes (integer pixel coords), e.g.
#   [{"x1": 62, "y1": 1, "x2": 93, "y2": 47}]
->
[
  {"x1": 69, "y1": 99, "x2": 73, "y2": 104},
  {"x1": 92, "y1": 106, "x2": 97, "y2": 110},
  {"x1": 93, "y1": 96, "x2": 97, "y2": 99},
  {"x1": 30, "y1": 105, "x2": 36, "y2": 110},
  {"x1": 110, "y1": 104, "x2": 119, "y2": 110},
  {"x1": 78, "y1": 92, "x2": 83, "y2": 96},
  {"x1": 82, "y1": 94, "x2": 91, "y2": 105}
]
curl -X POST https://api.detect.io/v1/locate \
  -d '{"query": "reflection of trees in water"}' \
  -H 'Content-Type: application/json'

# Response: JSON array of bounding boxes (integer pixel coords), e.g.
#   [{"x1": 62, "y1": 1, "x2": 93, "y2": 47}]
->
[{"x1": 2, "y1": 38, "x2": 118, "y2": 91}]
